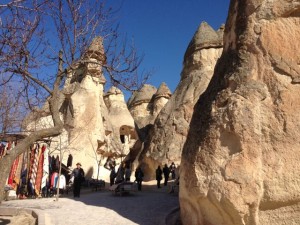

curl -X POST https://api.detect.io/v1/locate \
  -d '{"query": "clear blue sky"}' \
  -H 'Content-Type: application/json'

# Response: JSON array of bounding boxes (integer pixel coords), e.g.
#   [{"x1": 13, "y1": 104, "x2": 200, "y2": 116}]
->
[{"x1": 112, "y1": 0, "x2": 230, "y2": 94}]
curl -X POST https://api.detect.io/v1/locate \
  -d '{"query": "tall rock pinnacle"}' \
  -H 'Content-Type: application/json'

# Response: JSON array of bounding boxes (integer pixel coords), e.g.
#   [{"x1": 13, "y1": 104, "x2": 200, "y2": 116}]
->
[{"x1": 180, "y1": 1, "x2": 300, "y2": 225}]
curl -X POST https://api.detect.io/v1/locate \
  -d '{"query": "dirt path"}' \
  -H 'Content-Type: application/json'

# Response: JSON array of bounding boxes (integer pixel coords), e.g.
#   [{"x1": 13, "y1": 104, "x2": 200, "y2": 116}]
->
[{"x1": 0, "y1": 182, "x2": 179, "y2": 225}]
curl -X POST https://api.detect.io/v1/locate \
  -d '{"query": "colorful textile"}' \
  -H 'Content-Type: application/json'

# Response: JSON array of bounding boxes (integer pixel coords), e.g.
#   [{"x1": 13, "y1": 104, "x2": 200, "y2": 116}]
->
[
  {"x1": 8, "y1": 155, "x2": 19, "y2": 185},
  {"x1": 15, "y1": 153, "x2": 23, "y2": 183},
  {"x1": 28, "y1": 145, "x2": 36, "y2": 183},
  {"x1": 51, "y1": 172, "x2": 59, "y2": 188},
  {"x1": 30, "y1": 144, "x2": 40, "y2": 191},
  {"x1": 41, "y1": 146, "x2": 49, "y2": 190},
  {"x1": 7, "y1": 142, "x2": 18, "y2": 185},
  {"x1": 35, "y1": 145, "x2": 45, "y2": 195}
]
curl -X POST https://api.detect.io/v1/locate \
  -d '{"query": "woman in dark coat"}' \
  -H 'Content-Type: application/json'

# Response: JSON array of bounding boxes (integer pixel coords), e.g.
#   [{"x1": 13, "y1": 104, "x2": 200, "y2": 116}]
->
[{"x1": 156, "y1": 166, "x2": 163, "y2": 188}]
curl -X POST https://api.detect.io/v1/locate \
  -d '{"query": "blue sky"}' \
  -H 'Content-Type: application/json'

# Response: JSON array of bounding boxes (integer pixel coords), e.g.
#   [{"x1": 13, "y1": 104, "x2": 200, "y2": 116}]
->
[{"x1": 112, "y1": 0, "x2": 230, "y2": 94}]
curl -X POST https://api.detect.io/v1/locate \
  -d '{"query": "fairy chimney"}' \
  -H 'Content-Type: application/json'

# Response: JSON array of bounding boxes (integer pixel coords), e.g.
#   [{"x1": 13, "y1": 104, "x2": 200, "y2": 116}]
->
[
  {"x1": 140, "y1": 22, "x2": 224, "y2": 180},
  {"x1": 25, "y1": 37, "x2": 131, "y2": 181},
  {"x1": 152, "y1": 82, "x2": 172, "y2": 116},
  {"x1": 180, "y1": 1, "x2": 300, "y2": 225},
  {"x1": 104, "y1": 86, "x2": 137, "y2": 156}
]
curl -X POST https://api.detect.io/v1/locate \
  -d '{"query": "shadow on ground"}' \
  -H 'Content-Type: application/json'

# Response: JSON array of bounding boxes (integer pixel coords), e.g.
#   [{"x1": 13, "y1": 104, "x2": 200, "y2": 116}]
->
[{"x1": 74, "y1": 181, "x2": 180, "y2": 225}]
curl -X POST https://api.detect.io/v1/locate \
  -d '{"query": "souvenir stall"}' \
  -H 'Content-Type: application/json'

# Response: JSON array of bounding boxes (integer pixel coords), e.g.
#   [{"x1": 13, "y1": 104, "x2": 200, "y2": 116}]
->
[
  {"x1": 0, "y1": 133, "x2": 27, "y2": 200},
  {"x1": 1, "y1": 134, "x2": 72, "y2": 200}
]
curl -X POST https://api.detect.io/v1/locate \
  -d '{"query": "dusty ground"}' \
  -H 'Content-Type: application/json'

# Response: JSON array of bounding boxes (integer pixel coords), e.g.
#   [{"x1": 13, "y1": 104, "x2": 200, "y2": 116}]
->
[{"x1": 0, "y1": 181, "x2": 179, "y2": 225}]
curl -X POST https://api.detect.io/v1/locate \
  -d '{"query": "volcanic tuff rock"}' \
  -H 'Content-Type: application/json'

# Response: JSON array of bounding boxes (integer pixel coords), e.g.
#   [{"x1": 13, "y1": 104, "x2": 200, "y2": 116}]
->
[
  {"x1": 104, "y1": 86, "x2": 137, "y2": 155},
  {"x1": 139, "y1": 22, "x2": 223, "y2": 180},
  {"x1": 152, "y1": 82, "x2": 172, "y2": 116},
  {"x1": 128, "y1": 84, "x2": 157, "y2": 130},
  {"x1": 128, "y1": 83, "x2": 171, "y2": 141},
  {"x1": 25, "y1": 37, "x2": 137, "y2": 181},
  {"x1": 180, "y1": 1, "x2": 300, "y2": 225}
]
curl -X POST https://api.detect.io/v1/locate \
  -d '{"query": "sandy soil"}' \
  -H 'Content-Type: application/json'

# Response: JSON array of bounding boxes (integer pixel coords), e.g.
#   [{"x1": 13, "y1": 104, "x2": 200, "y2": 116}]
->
[{"x1": 0, "y1": 181, "x2": 179, "y2": 225}]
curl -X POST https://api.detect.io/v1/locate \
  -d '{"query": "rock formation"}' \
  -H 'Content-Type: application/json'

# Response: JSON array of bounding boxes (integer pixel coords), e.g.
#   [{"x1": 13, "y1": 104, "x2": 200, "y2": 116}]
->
[
  {"x1": 128, "y1": 84, "x2": 157, "y2": 132},
  {"x1": 152, "y1": 82, "x2": 172, "y2": 117},
  {"x1": 25, "y1": 37, "x2": 138, "y2": 181},
  {"x1": 103, "y1": 86, "x2": 137, "y2": 156},
  {"x1": 128, "y1": 83, "x2": 171, "y2": 140},
  {"x1": 140, "y1": 22, "x2": 223, "y2": 179},
  {"x1": 180, "y1": 1, "x2": 300, "y2": 225}
]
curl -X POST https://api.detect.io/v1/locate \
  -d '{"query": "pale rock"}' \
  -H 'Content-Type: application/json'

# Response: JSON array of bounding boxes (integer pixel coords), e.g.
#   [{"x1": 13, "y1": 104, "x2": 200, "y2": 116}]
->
[
  {"x1": 180, "y1": 1, "x2": 300, "y2": 225},
  {"x1": 152, "y1": 82, "x2": 172, "y2": 116},
  {"x1": 25, "y1": 37, "x2": 137, "y2": 181},
  {"x1": 128, "y1": 84, "x2": 157, "y2": 130},
  {"x1": 104, "y1": 86, "x2": 137, "y2": 156},
  {"x1": 140, "y1": 22, "x2": 223, "y2": 180}
]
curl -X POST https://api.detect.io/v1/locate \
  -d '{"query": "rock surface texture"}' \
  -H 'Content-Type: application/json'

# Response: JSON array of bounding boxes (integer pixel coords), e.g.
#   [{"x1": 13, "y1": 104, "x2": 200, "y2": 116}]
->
[
  {"x1": 128, "y1": 83, "x2": 171, "y2": 141},
  {"x1": 140, "y1": 22, "x2": 223, "y2": 179},
  {"x1": 180, "y1": 1, "x2": 300, "y2": 225}
]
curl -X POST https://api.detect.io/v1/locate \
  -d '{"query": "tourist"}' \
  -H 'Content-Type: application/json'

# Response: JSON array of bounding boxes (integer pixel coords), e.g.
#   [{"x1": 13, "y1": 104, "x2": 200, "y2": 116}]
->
[
  {"x1": 169, "y1": 176, "x2": 180, "y2": 194},
  {"x1": 110, "y1": 167, "x2": 116, "y2": 186},
  {"x1": 163, "y1": 164, "x2": 170, "y2": 186},
  {"x1": 169, "y1": 162, "x2": 176, "y2": 179},
  {"x1": 125, "y1": 164, "x2": 131, "y2": 182},
  {"x1": 156, "y1": 165, "x2": 163, "y2": 188},
  {"x1": 71, "y1": 162, "x2": 85, "y2": 198},
  {"x1": 135, "y1": 167, "x2": 144, "y2": 191},
  {"x1": 115, "y1": 163, "x2": 125, "y2": 184}
]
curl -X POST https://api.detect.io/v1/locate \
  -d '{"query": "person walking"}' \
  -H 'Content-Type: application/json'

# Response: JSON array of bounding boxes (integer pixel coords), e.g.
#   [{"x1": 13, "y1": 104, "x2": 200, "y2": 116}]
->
[
  {"x1": 169, "y1": 162, "x2": 176, "y2": 179},
  {"x1": 71, "y1": 162, "x2": 85, "y2": 198},
  {"x1": 156, "y1": 166, "x2": 163, "y2": 188},
  {"x1": 115, "y1": 163, "x2": 125, "y2": 184},
  {"x1": 125, "y1": 164, "x2": 131, "y2": 182},
  {"x1": 163, "y1": 164, "x2": 170, "y2": 186},
  {"x1": 135, "y1": 167, "x2": 144, "y2": 191},
  {"x1": 110, "y1": 167, "x2": 116, "y2": 186}
]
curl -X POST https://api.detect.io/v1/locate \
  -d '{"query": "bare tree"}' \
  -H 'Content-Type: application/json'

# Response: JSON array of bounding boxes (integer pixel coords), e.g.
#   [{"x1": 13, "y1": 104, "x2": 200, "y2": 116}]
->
[
  {"x1": 0, "y1": 0, "x2": 149, "y2": 201},
  {"x1": 0, "y1": 85, "x2": 25, "y2": 134}
]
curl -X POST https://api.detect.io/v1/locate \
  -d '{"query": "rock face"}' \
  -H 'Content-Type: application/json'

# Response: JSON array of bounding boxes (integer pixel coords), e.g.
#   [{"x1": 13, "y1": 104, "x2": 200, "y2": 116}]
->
[
  {"x1": 128, "y1": 84, "x2": 158, "y2": 131},
  {"x1": 103, "y1": 86, "x2": 137, "y2": 156},
  {"x1": 25, "y1": 37, "x2": 137, "y2": 181},
  {"x1": 140, "y1": 22, "x2": 223, "y2": 179},
  {"x1": 128, "y1": 83, "x2": 171, "y2": 141},
  {"x1": 180, "y1": 1, "x2": 300, "y2": 225}
]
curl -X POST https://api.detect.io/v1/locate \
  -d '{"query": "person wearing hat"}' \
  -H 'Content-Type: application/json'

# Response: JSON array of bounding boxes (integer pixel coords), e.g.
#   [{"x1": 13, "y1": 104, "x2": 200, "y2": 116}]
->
[{"x1": 71, "y1": 162, "x2": 85, "y2": 197}]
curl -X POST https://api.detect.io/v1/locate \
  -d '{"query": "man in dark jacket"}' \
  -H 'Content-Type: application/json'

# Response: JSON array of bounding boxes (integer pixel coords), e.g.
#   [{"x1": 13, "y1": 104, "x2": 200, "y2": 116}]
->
[
  {"x1": 71, "y1": 162, "x2": 85, "y2": 197},
  {"x1": 135, "y1": 167, "x2": 144, "y2": 191},
  {"x1": 163, "y1": 164, "x2": 170, "y2": 186},
  {"x1": 156, "y1": 166, "x2": 163, "y2": 188}
]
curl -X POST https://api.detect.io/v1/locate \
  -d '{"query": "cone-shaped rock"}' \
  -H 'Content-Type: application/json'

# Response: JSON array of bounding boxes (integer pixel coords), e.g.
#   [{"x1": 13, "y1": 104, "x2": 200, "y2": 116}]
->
[
  {"x1": 140, "y1": 22, "x2": 223, "y2": 180},
  {"x1": 153, "y1": 82, "x2": 172, "y2": 116},
  {"x1": 180, "y1": 1, "x2": 300, "y2": 225},
  {"x1": 128, "y1": 84, "x2": 157, "y2": 130}
]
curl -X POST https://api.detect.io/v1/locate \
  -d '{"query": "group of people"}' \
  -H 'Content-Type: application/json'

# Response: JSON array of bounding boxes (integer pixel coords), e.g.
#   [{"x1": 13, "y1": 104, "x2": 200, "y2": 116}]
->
[
  {"x1": 155, "y1": 162, "x2": 177, "y2": 188},
  {"x1": 108, "y1": 161, "x2": 177, "y2": 191},
  {"x1": 109, "y1": 162, "x2": 131, "y2": 186},
  {"x1": 109, "y1": 162, "x2": 144, "y2": 191},
  {"x1": 56, "y1": 160, "x2": 178, "y2": 197},
  {"x1": 71, "y1": 160, "x2": 177, "y2": 197}
]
